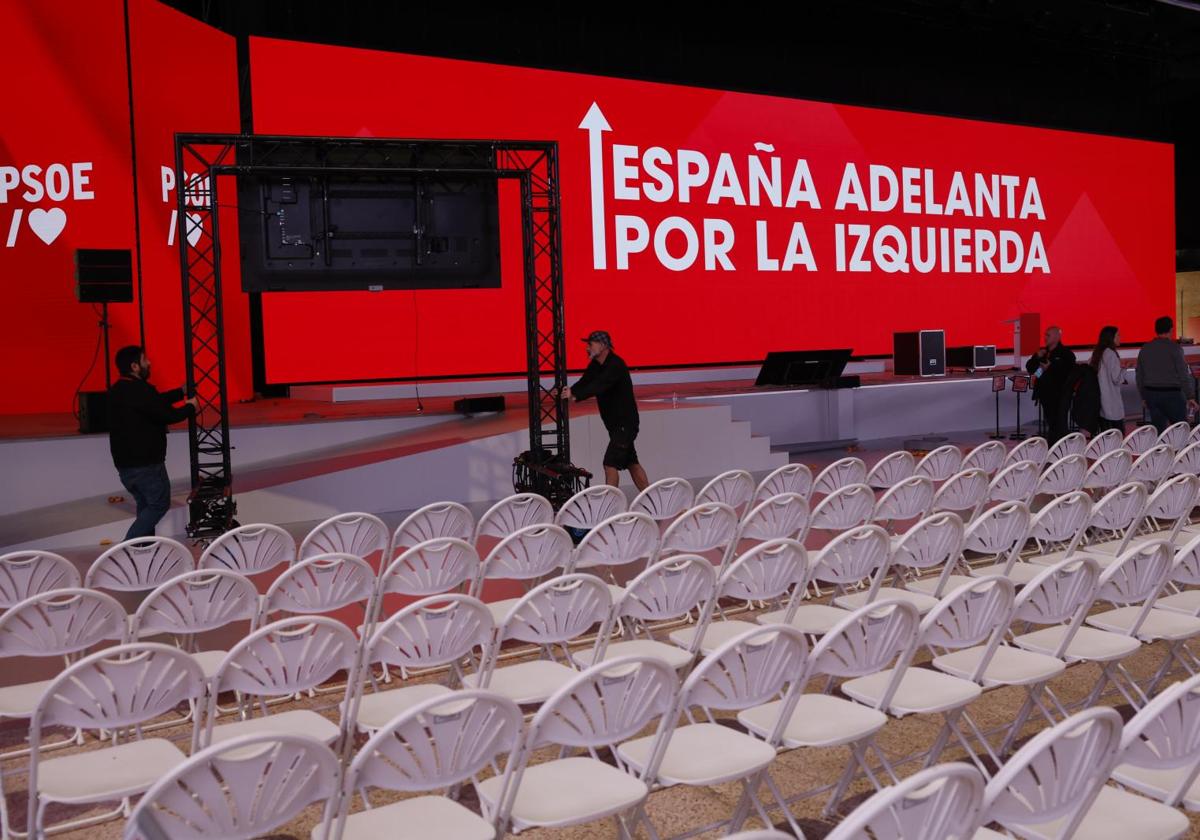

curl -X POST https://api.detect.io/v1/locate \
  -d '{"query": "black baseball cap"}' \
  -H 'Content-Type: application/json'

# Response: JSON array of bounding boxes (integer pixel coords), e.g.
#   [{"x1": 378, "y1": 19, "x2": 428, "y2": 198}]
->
[{"x1": 581, "y1": 330, "x2": 612, "y2": 348}]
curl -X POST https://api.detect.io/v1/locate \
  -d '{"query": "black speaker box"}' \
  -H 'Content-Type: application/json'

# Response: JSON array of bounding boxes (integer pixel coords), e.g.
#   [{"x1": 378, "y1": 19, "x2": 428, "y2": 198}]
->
[
  {"x1": 78, "y1": 390, "x2": 108, "y2": 434},
  {"x1": 454, "y1": 395, "x2": 506, "y2": 414},
  {"x1": 947, "y1": 345, "x2": 997, "y2": 370},
  {"x1": 75, "y1": 248, "x2": 133, "y2": 303},
  {"x1": 893, "y1": 330, "x2": 946, "y2": 377}
]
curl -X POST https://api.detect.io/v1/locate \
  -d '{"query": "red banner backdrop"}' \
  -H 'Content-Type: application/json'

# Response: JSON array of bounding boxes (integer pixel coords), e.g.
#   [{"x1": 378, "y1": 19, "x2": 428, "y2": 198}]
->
[{"x1": 250, "y1": 37, "x2": 1174, "y2": 385}]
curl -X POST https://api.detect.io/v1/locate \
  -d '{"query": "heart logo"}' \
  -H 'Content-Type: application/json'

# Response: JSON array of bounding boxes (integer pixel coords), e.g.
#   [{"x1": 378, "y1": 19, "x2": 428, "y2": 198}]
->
[
  {"x1": 185, "y1": 212, "x2": 204, "y2": 247},
  {"x1": 28, "y1": 207, "x2": 67, "y2": 245}
]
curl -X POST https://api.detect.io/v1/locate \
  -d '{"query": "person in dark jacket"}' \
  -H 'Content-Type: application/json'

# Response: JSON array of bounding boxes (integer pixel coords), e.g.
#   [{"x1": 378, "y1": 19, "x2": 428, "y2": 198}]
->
[
  {"x1": 107, "y1": 345, "x2": 197, "y2": 539},
  {"x1": 1025, "y1": 325, "x2": 1076, "y2": 442},
  {"x1": 570, "y1": 330, "x2": 649, "y2": 491},
  {"x1": 1136, "y1": 316, "x2": 1198, "y2": 433}
]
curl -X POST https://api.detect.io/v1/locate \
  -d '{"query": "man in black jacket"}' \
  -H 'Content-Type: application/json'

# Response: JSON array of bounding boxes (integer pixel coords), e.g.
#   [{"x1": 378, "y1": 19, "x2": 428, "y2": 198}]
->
[
  {"x1": 570, "y1": 330, "x2": 649, "y2": 491},
  {"x1": 107, "y1": 345, "x2": 197, "y2": 539},
  {"x1": 1025, "y1": 325, "x2": 1076, "y2": 442}
]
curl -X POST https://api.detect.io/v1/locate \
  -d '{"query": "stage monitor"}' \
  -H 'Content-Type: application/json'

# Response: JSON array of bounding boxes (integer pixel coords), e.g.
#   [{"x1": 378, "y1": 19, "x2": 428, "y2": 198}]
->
[
  {"x1": 754, "y1": 349, "x2": 853, "y2": 388},
  {"x1": 237, "y1": 171, "x2": 501, "y2": 292}
]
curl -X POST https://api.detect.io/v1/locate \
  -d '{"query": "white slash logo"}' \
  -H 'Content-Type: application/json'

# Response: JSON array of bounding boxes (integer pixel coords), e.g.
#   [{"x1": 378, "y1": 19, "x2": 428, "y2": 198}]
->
[{"x1": 578, "y1": 102, "x2": 611, "y2": 270}]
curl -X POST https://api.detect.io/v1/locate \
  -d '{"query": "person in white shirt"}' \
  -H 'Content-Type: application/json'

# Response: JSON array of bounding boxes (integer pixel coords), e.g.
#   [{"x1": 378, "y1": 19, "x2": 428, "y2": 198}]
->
[{"x1": 1089, "y1": 325, "x2": 1125, "y2": 433}]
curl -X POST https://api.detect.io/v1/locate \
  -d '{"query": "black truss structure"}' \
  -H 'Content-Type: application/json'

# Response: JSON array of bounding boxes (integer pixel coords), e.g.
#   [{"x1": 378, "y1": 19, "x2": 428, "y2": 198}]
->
[{"x1": 174, "y1": 133, "x2": 583, "y2": 538}]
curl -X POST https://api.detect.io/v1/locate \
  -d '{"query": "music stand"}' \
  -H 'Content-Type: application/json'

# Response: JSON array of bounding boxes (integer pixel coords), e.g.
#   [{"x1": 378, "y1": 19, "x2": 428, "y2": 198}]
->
[
  {"x1": 754, "y1": 349, "x2": 853, "y2": 388},
  {"x1": 1009, "y1": 374, "x2": 1031, "y2": 440},
  {"x1": 990, "y1": 375, "x2": 1006, "y2": 439}
]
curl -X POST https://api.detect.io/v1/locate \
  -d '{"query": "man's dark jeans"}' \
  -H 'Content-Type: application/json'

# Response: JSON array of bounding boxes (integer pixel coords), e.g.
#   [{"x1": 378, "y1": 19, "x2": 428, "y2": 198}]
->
[
  {"x1": 117, "y1": 463, "x2": 171, "y2": 540},
  {"x1": 1144, "y1": 390, "x2": 1187, "y2": 434}
]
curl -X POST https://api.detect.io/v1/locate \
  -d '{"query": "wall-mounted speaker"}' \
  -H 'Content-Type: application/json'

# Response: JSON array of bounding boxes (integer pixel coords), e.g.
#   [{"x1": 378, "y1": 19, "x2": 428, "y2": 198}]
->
[{"x1": 74, "y1": 248, "x2": 133, "y2": 304}]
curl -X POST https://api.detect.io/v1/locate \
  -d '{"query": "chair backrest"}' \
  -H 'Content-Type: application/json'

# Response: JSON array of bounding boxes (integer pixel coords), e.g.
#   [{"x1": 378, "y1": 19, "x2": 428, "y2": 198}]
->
[
  {"x1": 367, "y1": 594, "x2": 493, "y2": 671},
  {"x1": 1046, "y1": 431, "x2": 1087, "y2": 461},
  {"x1": 814, "y1": 457, "x2": 869, "y2": 495},
  {"x1": 379, "y1": 537, "x2": 478, "y2": 596},
  {"x1": 0, "y1": 550, "x2": 79, "y2": 608},
  {"x1": 554, "y1": 484, "x2": 628, "y2": 530},
  {"x1": 987, "y1": 460, "x2": 1039, "y2": 504},
  {"x1": 1171, "y1": 440, "x2": 1200, "y2": 477},
  {"x1": 1129, "y1": 443, "x2": 1174, "y2": 486},
  {"x1": 614, "y1": 555, "x2": 717, "y2": 623},
  {"x1": 260, "y1": 552, "x2": 375, "y2": 622},
  {"x1": 824, "y1": 763, "x2": 986, "y2": 840},
  {"x1": 920, "y1": 575, "x2": 1015, "y2": 655},
  {"x1": 1034, "y1": 454, "x2": 1087, "y2": 496},
  {"x1": 1090, "y1": 480, "x2": 1148, "y2": 538},
  {"x1": 737, "y1": 492, "x2": 809, "y2": 544},
  {"x1": 209, "y1": 615, "x2": 357, "y2": 703},
  {"x1": 473, "y1": 523, "x2": 572, "y2": 589},
  {"x1": 1004, "y1": 436, "x2": 1048, "y2": 467},
  {"x1": 808, "y1": 599, "x2": 921, "y2": 681},
  {"x1": 391, "y1": 501, "x2": 474, "y2": 552},
  {"x1": 962, "y1": 440, "x2": 1008, "y2": 475},
  {"x1": 1142, "y1": 473, "x2": 1200, "y2": 533},
  {"x1": 753, "y1": 463, "x2": 813, "y2": 504},
  {"x1": 1118, "y1": 672, "x2": 1200, "y2": 807},
  {"x1": 963, "y1": 500, "x2": 1030, "y2": 559},
  {"x1": 570, "y1": 511, "x2": 660, "y2": 572},
  {"x1": 630, "y1": 477, "x2": 696, "y2": 522},
  {"x1": 930, "y1": 468, "x2": 989, "y2": 516},
  {"x1": 0, "y1": 587, "x2": 126, "y2": 657},
  {"x1": 1158, "y1": 421, "x2": 1191, "y2": 451},
  {"x1": 1028, "y1": 490, "x2": 1091, "y2": 549},
  {"x1": 1082, "y1": 448, "x2": 1133, "y2": 491},
  {"x1": 1085, "y1": 428, "x2": 1124, "y2": 460},
  {"x1": 915, "y1": 446, "x2": 964, "y2": 482},
  {"x1": 1011, "y1": 556, "x2": 1101, "y2": 629},
  {"x1": 86, "y1": 536, "x2": 194, "y2": 592},
  {"x1": 199, "y1": 524, "x2": 295, "y2": 576},
  {"x1": 1124, "y1": 424, "x2": 1159, "y2": 456},
  {"x1": 1170, "y1": 532, "x2": 1200, "y2": 587},
  {"x1": 659, "y1": 502, "x2": 739, "y2": 558},
  {"x1": 678, "y1": 624, "x2": 808, "y2": 713},
  {"x1": 472, "y1": 493, "x2": 554, "y2": 544},
  {"x1": 1094, "y1": 539, "x2": 1174, "y2": 610},
  {"x1": 695, "y1": 469, "x2": 755, "y2": 512},
  {"x1": 810, "y1": 525, "x2": 891, "y2": 586},
  {"x1": 866, "y1": 450, "x2": 916, "y2": 489},
  {"x1": 297, "y1": 511, "x2": 388, "y2": 562},
  {"x1": 891, "y1": 512, "x2": 965, "y2": 574},
  {"x1": 493, "y1": 573, "x2": 612, "y2": 647},
  {"x1": 132, "y1": 569, "x2": 259, "y2": 638},
  {"x1": 810, "y1": 483, "x2": 876, "y2": 531},
  {"x1": 127, "y1": 733, "x2": 339, "y2": 840},
  {"x1": 981, "y1": 707, "x2": 1123, "y2": 838},
  {"x1": 872, "y1": 475, "x2": 935, "y2": 523},
  {"x1": 718, "y1": 538, "x2": 808, "y2": 603}
]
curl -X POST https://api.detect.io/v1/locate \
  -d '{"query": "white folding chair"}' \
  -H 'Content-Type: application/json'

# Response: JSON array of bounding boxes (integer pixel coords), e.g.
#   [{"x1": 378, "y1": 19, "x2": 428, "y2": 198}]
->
[
  {"x1": 462, "y1": 573, "x2": 612, "y2": 705},
  {"x1": 1171, "y1": 440, "x2": 1200, "y2": 477},
  {"x1": 733, "y1": 492, "x2": 810, "y2": 557},
  {"x1": 1083, "y1": 448, "x2": 1134, "y2": 494},
  {"x1": 836, "y1": 512, "x2": 963, "y2": 610},
  {"x1": 472, "y1": 492, "x2": 553, "y2": 550},
  {"x1": 199, "y1": 523, "x2": 295, "y2": 579},
  {"x1": 658, "y1": 502, "x2": 740, "y2": 566},
  {"x1": 476, "y1": 655, "x2": 677, "y2": 836},
  {"x1": 630, "y1": 476, "x2": 695, "y2": 528},
  {"x1": 814, "y1": 457, "x2": 869, "y2": 495},
  {"x1": 929, "y1": 468, "x2": 989, "y2": 520},
  {"x1": 86, "y1": 536, "x2": 194, "y2": 597},
  {"x1": 696, "y1": 468, "x2": 756, "y2": 515},
  {"x1": 619, "y1": 625, "x2": 810, "y2": 837},
  {"x1": 568, "y1": 511, "x2": 660, "y2": 596},
  {"x1": 984, "y1": 460, "x2": 1039, "y2": 508},
  {"x1": 973, "y1": 491, "x2": 1090, "y2": 584},
  {"x1": 574, "y1": 555, "x2": 717, "y2": 670},
  {"x1": 1033, "y1": 454, "x2": 1087, "y2": 497},
  {"x1": 555, "y1": 484, "x2": 628, "y2": 531},
  {"x1": 1046, "y1": 431, "x2": 1087, "y2": 461},
  {"x1": 128, "y1": 733, "x2": 339, "y2": 840},
  {"x1": 1190, "y1": 423, "x2": 1200, "y2": 445},
  {"x1": 28, "y1": 643, "x2": 206, "y2": 837},
  {"x1": 390, "y1": 501, "x2": 474, "y2": 552},
  {"x1": 0, "y1": 551, "x2": 79, "y2": 607},
  {"x1": 1004, "y1": 436, "x2": 1048, "y2": 468},
  {"x1": 1155, "y1": 533, "x2": 1200, "y2": 616},
  {"x1": 824, "y1": 762, "x2": 986, "y2": 840},
  {"x1": 916, "y1": 446, "x2": 964, "y2": 482},
  {"x1": 962, "y1": 440, "x2": 1007, "y2": 476},
  {"x1": 1125, "y1": 424, "x2": 1159, "y2": 456},
  {"x1": 1103, "y1": 472, "x2": 1200, "y2": 555},
  {"x1": 470, "y1": 523, "x2": 573, "y2": 623},
  {"x1": 298, "y1": 511, "x2": 388, "y2": 563},
  {"x1": 354, "y1": 594, "x2": 493, "y2": 734},
  {"x1": 258, "y1": 551, "x2": 375, "y2": 625},
  {"x1": 909, "y1": 501, "x2": 1030, "y2": 596},
  {"x1": 1159, "y1": 421, "x2": 1191, "y2": 452},
  {"x1": 1086, "y1": 428, "x2": 1124, "y2": 460},
  {"x1": 753, "y1": 463, "x2": 813, "y2": 504},
  {"x1": 809, "y1": 483, "x2": 876, "y2": 535},
  {"x1": 871, "y1": 475, "x2": 935, "y2": 531},
  {"x1": 1071, "y1": 480, "x2": 1150, "y2": 560},
  {"x1": 866, "y1": 451, "x2": 916, "y2": 489},
  {"x1": 1110, "y1": 672, "x2": 1200, "y2": 811},
  {"x1": 1130, "y1": 443, "x2": 1175, "y2": 489},
  {"x1": 378, "y1": 536, "x2": 479, "y2": 598},
  {"x1": 322, "y1": 690, "x2": 523, "y2": 840}
]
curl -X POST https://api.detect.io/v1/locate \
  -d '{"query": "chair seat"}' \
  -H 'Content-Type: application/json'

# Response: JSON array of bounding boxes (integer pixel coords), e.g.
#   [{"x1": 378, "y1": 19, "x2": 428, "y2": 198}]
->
[
  {"x1": 572, "y1": 638, "x2": 694, "y2": 670},
  {"x1": 834, "y1": 587, "x2": 938, "y2": 614},
  {"x1": 354, "y1": 684, "x2": 453, "y2": 732},
  {"x1": 1011, "y1": 783, "x2": 1188, "y2": 840},
  {"x1": 618, "y1": 723, "x2": 776, "y2": 786},
  {"x1": 1087, "y1": 606, "x2": 1200, "y2": 641},
  {"x1": 738, "y1": 693, "x2": 887, "y2": 749},
  {"x1": 908, "y1": 574, "x2": 975, "y2": 597},
  {"x1": 972, "y1": 829, "x2": 1007, "y2": 839},
  {"x1": 1013, "y1": 625, "x2": 1141, "y2": 663},
  {"x1": 474, "y1": 756, "x2": 646, "y2": 829},
  {"x1": 312, "y1": 793, "x2": 495, "y2": 840},
  {"x1": 1028, "y1": 548, "x2": 1116, "y2": 568},
  {"x1": 757, "y1": 605, "x2": 848, "y2": 635},
  {"x1": 0, "y1": 678, "x2": 52, "y2": 717},
  {"x1": 842, "y1": 667, "x2": 981, "y2": 716},
  {"x1": 1151, "y1": 589, "x2": 1200, "y2": 616},
  {"x1": 191, "y1": 649, "x2": 228, "y2": 679},
  {"x1": 1112, "y1": 761, "x2": 1200, "y2": 811},
  {"x1": 969, "y1": 561, "x2": 1044, "y2": 584},
  {"x1": 461, "y1": 659, "x2": 576, "y2": 705},
  {"x1": 210, "y1": 708, "x2": 340, "y2": 746},
  {"x1": 38, "y1": 738, "x2": 185, "y2": 804},
  {"x1": 932, "y1": 644, "x2": 1065, "y2": 687},
  {"x1": 484, "y1": 598, "x2": 520, "y2": 625},
  {"x1": 669, "y1": 620, "x2": 758, "y2": 655}
]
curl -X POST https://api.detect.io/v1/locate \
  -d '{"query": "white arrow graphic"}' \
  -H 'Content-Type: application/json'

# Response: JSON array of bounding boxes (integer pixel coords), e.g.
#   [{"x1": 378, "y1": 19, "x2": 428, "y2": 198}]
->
[{"x1": 579, "y1": 102, "x2": 612, "y2": 270}]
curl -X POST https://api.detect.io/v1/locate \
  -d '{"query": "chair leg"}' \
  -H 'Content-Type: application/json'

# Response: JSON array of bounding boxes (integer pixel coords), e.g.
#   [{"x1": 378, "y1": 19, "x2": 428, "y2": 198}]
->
[{"x1": 823, "y1": 739, "x2": 874, "y2": 818}]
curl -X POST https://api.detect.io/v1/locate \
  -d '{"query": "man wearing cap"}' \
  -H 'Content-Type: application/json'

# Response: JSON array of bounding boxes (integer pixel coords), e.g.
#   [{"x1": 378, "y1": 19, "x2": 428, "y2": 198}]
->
[{"x1": 570, "y1": 331, "x2": 649, "y2": 491}]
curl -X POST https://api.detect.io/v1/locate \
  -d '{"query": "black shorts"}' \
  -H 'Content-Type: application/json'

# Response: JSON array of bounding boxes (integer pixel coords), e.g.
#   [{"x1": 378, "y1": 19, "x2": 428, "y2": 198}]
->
[{"x1": 603, "y1": 425, "x2": 640, "y2": 470}]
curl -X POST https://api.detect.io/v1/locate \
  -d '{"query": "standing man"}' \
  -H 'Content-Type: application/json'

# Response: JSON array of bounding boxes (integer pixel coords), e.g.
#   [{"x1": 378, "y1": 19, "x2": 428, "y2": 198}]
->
[
  {"x1": 107, "y1": 346, "x2": 197, "y2": 539},
  {"x1": 1025, "y1": 325, "x2": 1076, "y2": 442},
  {"x1": 1136, "y1": 316, "x2": 1198, "y2": 432},
  {"x1": 570, "y1": 330, "x2": 649, "y2": 491}
]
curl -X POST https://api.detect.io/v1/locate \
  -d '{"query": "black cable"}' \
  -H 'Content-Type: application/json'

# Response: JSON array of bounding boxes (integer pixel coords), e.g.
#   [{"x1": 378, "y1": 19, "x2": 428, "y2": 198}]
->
[
  {"x1": 412, "y1": 289, "x2": 423, "y2": 413},
  {"x1": 72, "y1": 304, "x2": 106, "y2": 422}
]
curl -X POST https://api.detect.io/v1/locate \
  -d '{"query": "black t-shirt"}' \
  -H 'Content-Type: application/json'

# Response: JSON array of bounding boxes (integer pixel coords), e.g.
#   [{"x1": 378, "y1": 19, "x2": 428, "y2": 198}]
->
[
  {"x1": 570, "y1": 352, "x2": 639, "y2": 431},
  {"x1": 106, "y1": 377, "x2": 195, "y2": 469}
]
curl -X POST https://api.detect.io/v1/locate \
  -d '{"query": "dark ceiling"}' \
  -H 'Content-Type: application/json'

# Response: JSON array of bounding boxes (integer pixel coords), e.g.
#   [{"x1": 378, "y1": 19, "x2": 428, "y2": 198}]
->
[{"x1": 165, "y1": 0, "x2": 1200, "y2": 252}]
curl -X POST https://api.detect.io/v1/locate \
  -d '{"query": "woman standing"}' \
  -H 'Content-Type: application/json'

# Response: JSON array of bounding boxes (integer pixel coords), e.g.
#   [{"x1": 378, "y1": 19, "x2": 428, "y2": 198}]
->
[{"x1": 1090, "y1": 325, "x2": 1126, "y2": 432}]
